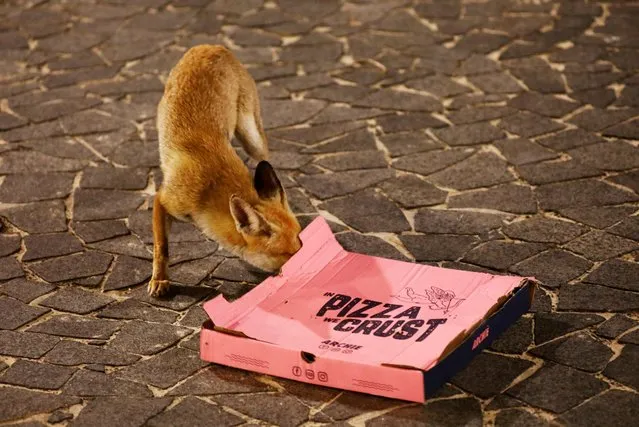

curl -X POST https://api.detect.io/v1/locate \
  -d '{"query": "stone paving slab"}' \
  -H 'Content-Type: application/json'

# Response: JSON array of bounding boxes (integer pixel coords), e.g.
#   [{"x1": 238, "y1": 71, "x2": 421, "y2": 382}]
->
[{"x1": 0, "y1": 0, "x2": 638, "y2": 426}]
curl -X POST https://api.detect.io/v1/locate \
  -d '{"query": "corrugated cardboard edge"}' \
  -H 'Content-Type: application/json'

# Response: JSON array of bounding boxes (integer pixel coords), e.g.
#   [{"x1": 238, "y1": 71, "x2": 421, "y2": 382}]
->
[
  {"x1": 436, "y1": 277, "x2": 535, "y2": 362},
  {"x1": 211, "y1": 324, "x2": 251, "y2": 338},
  {"x1": 419, "y1": 279, "x2": 537, "y2": 398}
]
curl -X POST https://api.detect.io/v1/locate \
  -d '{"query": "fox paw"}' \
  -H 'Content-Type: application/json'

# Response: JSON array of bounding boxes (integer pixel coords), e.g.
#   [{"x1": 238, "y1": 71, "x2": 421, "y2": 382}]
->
[{"x1": 148, "y1": 279, "x2": 170, "y2": 297}]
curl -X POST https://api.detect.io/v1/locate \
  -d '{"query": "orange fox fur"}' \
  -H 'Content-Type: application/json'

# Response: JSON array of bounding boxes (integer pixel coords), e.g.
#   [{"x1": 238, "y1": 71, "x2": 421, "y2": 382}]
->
[{"x1": 149, "y1": 45, "x2": 301, "y2": 297}]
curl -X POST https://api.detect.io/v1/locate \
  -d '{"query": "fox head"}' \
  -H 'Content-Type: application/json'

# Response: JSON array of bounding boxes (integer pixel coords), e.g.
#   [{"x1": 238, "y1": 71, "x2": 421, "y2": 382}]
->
[{"x1": 229, "y1": 161, "x2": 302, "y2": 273}]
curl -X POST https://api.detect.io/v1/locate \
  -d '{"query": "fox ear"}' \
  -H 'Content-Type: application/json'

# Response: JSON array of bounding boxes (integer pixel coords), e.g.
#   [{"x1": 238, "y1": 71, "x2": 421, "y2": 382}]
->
[
  {"x1": 254, "y1": 161, "x2": 286, "y2": 204},
  {"x1": 229, "y1": 195, "x2": 270, "y2": 236}
]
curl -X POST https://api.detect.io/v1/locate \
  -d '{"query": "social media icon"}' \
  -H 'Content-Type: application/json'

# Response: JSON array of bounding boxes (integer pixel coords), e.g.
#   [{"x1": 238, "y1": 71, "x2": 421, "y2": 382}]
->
[
  {"x1": 292, "y1": 366, "x2": 302, "y2": 377},
  {"x1": 305, "y1": 369, "x2": 315, "y2": 380},
  {"x1": 318, "y1": 372, "x2": 328, "y2": 382}
]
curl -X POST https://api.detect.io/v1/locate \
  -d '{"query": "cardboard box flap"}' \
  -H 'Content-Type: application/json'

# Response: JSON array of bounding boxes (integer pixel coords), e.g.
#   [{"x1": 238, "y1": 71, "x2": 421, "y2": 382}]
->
[
  {"x1": 203, "y1": 216, "x2": 345, "y2": 329},
  {"x1": 203, "y1": 216, "x2": 527, "y2": 369}
]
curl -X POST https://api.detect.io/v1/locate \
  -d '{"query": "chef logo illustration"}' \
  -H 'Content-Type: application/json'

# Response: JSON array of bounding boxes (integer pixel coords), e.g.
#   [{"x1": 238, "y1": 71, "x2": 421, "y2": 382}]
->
[{"x1": 394, "y1": 286, "x2": 464, "y2": 314}]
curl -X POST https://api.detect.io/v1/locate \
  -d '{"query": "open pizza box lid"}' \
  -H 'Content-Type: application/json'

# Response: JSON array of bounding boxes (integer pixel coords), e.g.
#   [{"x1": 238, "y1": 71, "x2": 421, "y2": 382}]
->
[{"x1": 200, "y1": 216, "x2": 536, "y2": 402}]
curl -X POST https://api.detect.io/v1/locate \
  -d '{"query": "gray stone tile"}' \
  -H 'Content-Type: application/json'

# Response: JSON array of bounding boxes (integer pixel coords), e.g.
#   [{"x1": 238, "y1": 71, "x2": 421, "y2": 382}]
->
[
  {"x1": 108, "y1": 320, "x2": 191, "y2": 356},
  {"x1": 368, "y1": 398, "x2": 482, "y2": 427},
  {"x1": 44, "y1": 340, "x2": 140, "y2": 366},
  {"x1": 1, "y1": 360, "x2": 75, "y2": 390},
  {"x1": 0, "y1": 296, "x2": 49, "y2": 330},
  {"x1": 0, "y1": 278, "x2": 55, "y2": 303},
  {"x1": 507, "y1": 363, "x2": 608, "y2": 413},
  {"x1": 535, "y1": 313, "x2": 604, "y2": 344},
  {"x1": 559, "y1": 390, "x2": 639, "y2": 426},
  {"x1": 0, "y1": 387, "x2": 79, "y2": 423},
  {"x1": 28, "y1": 315, "x2": 122, "y2": 340},
  {"x1": 320, "y1": 189, "x2": 410, "y2": 233},
  {"x1": 428, "y1": 152, "x2": 514, "y2": 190},
  {"x1": 530, "y1": 332, "x2": 613, "y2": 372},
  {"x1": 117, "y1": 347, "x2": 207, "y2": 389},
  {"x1": 0, "y1": 330, "x2": 59, "y2": 358},
  {"x1": 71, "y1": 397, "x2": 171, "y2": 427},
  {"x1": 451, "y1": 352, "x2": 534, "y2": 398},
  {"x1": 40, "y1": 288, "x2": 115, "y2": 315}
]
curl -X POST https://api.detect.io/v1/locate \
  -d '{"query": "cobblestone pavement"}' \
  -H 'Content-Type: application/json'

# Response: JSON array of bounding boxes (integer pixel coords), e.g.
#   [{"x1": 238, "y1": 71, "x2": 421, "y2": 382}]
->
[{"x1": 1, "y1": 0, "x2": 638, "y2": 425}]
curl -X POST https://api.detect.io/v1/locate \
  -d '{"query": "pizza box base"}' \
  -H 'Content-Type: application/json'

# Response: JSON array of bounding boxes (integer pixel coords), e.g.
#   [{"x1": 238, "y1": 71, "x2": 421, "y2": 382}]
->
[{"x1": 200, "y1": 216, "x2": 535, "y2": 402}]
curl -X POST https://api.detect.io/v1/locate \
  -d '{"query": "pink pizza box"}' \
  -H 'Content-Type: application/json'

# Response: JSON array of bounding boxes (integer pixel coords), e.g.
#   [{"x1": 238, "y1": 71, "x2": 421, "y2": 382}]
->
[{"x1": 200, "y1": 216, "x2": 536, "y2": 402}]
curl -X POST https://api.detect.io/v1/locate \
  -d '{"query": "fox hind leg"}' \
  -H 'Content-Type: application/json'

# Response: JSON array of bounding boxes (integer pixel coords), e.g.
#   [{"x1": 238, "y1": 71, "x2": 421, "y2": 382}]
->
[
  {"x1": 236, "y1": 110, "x2": 268, "y2": 162},
  {"x1": 235, "y1": 74, "x2": 269, "y2": 162}
]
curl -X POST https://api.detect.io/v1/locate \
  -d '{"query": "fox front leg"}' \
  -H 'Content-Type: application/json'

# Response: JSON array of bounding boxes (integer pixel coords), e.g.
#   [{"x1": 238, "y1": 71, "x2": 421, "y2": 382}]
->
[{"x1": 148, "y1": 194, "x2": 172, "y2": 297}]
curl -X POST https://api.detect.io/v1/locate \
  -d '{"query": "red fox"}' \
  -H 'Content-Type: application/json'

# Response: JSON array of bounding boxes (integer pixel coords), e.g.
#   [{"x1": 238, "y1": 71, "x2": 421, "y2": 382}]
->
[{"x1": 149, "y1": 45, "x2": 302, "y2": 297}]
